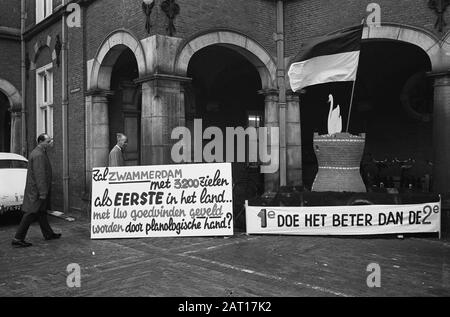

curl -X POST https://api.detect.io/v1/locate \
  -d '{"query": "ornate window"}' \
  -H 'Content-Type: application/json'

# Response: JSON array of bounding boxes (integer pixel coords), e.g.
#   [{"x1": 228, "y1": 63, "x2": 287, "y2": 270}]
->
[
  {"x1": 36, "y1": 0, "x2": 53, "y2": 24},
  {"x1": 36, "y1": 63, "x2": 53, "y2": 137}
]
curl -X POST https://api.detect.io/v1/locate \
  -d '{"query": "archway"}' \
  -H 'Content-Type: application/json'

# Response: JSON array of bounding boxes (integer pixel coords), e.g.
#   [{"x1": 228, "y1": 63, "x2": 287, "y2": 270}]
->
[
  {"x1": 86, "y1": 30, "x2": 146, "y2": 174},
  {"x1": 0, "y1": 78, "x2": 22, "y2": 154},
  {"x1": 0, "y1": 91, "x2": 11, "y2": 152},
  {"x1": 175, "y1": 30, "x2": 277, "y2": 89},
  {"x1": 363, "y1": 24, "x2": 440, "y2": 71},
  {"x1": 176, "y1": 30, "x2": 279, "y2": 196},
  {"x1": 187, "y1": 45, "x2": 266, "y2": 193},
  {"x1": 88, "y1": 30, "x2": 146, "y2": 91},
  {"x1": 299, "y1": 26, "x2": 434, "y2": 192},
  {"x1": 109, "y1": 48, "x2": 141, "y2": 166}
]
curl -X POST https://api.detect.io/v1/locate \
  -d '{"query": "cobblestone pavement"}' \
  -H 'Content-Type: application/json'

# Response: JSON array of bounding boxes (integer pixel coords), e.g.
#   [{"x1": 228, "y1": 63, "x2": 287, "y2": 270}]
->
[{"x1": 0, "y1": 212, "x2": 449, "y2": 297}]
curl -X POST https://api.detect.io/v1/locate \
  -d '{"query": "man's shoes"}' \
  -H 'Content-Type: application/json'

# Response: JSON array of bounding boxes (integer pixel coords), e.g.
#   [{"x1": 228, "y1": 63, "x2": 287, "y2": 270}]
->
[
  {"x1": 11, "y1": 239, "x2": 32, "y2": 248},
  {"x1": 45, "y1": 233, "x2": 62, "y2": 240}
]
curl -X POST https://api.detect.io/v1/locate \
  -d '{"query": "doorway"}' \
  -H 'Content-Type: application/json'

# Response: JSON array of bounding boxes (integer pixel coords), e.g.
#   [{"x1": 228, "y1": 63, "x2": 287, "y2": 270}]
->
[
  {"x1": 109, "y1": 48, "x2": 142, "y2": 166},
  {"x1": 0, "y1": 92, "x2": 11, "y2": 152},
  {"x1": 186, "y1": 45, "x2": 266, "y2": 194}
]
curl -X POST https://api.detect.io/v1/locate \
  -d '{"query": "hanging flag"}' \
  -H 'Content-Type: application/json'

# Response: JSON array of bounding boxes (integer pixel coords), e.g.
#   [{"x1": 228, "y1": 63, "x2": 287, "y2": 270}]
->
[{"x1": 288, "y1": 25, "x2": 363, "y2": 92}]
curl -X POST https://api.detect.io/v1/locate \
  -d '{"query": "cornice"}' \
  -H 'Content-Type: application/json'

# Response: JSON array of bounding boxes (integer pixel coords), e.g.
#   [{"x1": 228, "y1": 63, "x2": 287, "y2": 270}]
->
[{"x1": 0, "y1": 26, "x2": 20, "y2": 41}]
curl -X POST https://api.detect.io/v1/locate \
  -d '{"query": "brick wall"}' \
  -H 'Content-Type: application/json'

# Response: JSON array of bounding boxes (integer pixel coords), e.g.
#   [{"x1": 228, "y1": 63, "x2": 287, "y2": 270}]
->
[
  {"x1": 85, "y1": 0, "x2": 277, "y2": 61},
  {"x1": 0, "y1": 39, "x2": 21, "y2": 94},
  {"x1": 24, "y1": 9, "x2": 87, "y2": 212},
  {"x1": 67, "y1": 4, "x2": 86, "y2": 212},
  {"x1": 25, "y1": 0, "x2": 35, "y2": 28},
  {"x1": 0, "y1": 0, "x2": 21, "y2": 96},
  {"x1": 26, "y1": 21, "x2": 64, "y2": 210},
  {"x1": 170, "y1": 0, "x2": 276, "y2": 55},
  {"x1": 84, "y1": 0, "x2": 147, "y2": 61},
  {"x1": 26, "y1": 0, "x2": 63, "y2": 28},
  {"x1": 0, "y1": 0, "x2": 21, "y2": 28}
]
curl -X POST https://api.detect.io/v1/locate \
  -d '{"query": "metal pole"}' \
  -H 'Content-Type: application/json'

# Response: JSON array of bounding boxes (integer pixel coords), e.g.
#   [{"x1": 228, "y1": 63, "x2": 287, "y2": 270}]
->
[
  {"x1": 346, "y1": 22, "x2": 364, "y2": 133},
  {"x1": 276, "y1": 0, "x2": 286, "y2": 187},
  {"x1": 62, "y1": 1, "x2": 69, "y2": 213},
  {"x1": 346, "y1": 78, "x2": 358, "y2": 132},
  {"x1": 20, "y1": 0, "x2": 27, "y2": 157},
  {"x1": 439, "y1": 194, "x2": 442, "y2": 240}
]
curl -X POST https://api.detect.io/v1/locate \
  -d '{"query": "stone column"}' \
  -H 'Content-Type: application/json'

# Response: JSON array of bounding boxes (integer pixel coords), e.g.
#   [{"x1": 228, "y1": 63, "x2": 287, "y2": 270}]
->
[
  {"x1": 286, "y1": 91, "x2": 302, "y2": 186},
  {"x1": 139, "y1": 74, "x2": 189, "y2": 165},
  {"x1": 261, "y1": 89, "x2": 280, "y2": 192},
  {"x1": 9, "y1": 111, "x2": 21, "y2": 154},
  {"x1": 430, "y1": 72, "x2": 450, "y2": 194},
  {"x1": 183, "y1": 82, "x2": 196, "y2": 142},
  {"x1": 85, "y1": 90, "x2": 112, "y2": 191}
]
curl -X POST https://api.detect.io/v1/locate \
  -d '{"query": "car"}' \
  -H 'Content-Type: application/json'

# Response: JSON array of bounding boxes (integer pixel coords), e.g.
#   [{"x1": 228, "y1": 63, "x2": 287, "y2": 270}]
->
[{"x1": 0, "y1": 152, "x2": 28, "y2": 215}]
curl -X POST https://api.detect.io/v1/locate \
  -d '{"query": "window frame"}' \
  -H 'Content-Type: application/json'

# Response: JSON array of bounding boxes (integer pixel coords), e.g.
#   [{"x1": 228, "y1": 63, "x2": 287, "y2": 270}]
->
[
  {"x1": 36, "y1": 63, "x2": 54, "y2": 137},
  {"x1": 36, "y1": 0, "x2": 53, "y2": 24}
]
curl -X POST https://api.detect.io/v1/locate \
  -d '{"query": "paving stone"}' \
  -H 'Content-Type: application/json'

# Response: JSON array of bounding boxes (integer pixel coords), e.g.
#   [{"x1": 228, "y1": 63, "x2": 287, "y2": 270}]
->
[{"x1": 0, "y1": 214, "x2": 449, "y2": 296}]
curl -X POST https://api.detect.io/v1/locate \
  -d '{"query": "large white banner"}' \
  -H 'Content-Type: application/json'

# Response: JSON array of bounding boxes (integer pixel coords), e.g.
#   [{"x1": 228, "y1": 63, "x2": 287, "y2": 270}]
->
[
  {"x1": 91, "y1": 163, "x2": 233, "y2": 239},
  {"x1": 246, "y1": 201, "x2": 441, "y2": 236}
]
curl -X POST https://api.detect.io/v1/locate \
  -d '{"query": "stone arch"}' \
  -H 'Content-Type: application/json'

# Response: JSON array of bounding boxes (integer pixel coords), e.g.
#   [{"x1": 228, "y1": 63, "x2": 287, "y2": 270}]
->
[
  {"x1": 29, "y1": 35, "x2": 61, "y2": 70},
  {"x1": 0, "y1": 78, "x2": 21, "y2": 153},
  {"x1": 363, "y1": 23, "x2": 441, "y2": 71},
  {"x1": 439, "y1": 31, "x2": 450, "y2": 69},
  {"x1": 287, "y1": 24, "x2": 440, "y2": 69},
  {"x1": 88, "y1": 29, "x2": 147, "y2": 90},
  {"x1": 85, "y1": 30, "x2": 146, "y2": 185},
  {"x1": 285, "y1": 23, "x2": 441, "y2": 88},
  {"x1": 0, "y1": 78, "x2": 21, "y2": 112},
  {"x1": 174, "y1": 30, "x2": 277, "y2": 89}
]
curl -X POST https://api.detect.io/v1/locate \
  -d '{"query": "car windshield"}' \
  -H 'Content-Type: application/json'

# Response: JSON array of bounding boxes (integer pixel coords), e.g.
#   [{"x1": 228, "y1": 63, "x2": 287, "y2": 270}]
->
[{"x1": 0, "y1": 160, "x2": 27, "y2": 169}]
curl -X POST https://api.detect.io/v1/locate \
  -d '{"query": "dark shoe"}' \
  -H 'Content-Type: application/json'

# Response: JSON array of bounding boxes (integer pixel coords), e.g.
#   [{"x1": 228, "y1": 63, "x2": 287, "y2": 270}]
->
[
  {"x1": 45, "y1": 233, "x2": 61, "y2": 241},
  {"x1": 11, "y1": 239, "x2": 32, "y2": 248}
]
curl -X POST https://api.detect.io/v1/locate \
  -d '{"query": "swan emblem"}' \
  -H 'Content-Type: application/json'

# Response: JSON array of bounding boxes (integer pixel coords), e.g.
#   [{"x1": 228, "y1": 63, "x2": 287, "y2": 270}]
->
[{"x1": 327, "y1": 94, "x2": 342, "y2": 135}]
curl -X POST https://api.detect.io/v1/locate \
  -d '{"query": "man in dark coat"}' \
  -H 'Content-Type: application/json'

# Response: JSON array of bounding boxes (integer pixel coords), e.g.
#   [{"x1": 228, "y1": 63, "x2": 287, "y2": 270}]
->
[
  {"x1": 12, "y1": 133, "x2": 61, "y2": 248},
  {"x1": 109, "y1": 133, "x2": 128, "y2": 167}
]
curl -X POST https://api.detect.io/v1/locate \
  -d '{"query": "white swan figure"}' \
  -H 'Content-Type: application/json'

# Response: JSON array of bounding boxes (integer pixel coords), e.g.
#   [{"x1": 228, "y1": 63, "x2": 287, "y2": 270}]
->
[{"x1": 327, "y1": 94, "x2": 342, "y2": 135}]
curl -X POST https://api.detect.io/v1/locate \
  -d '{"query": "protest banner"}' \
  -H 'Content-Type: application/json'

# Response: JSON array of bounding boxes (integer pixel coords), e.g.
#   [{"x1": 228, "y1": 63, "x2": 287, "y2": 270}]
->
[
  {"x1": 246, "y1": 200, "x2": 441, "y2": 236},
  {"x1": 91, "y1": 163, "x2": 233, "y2": 239}
]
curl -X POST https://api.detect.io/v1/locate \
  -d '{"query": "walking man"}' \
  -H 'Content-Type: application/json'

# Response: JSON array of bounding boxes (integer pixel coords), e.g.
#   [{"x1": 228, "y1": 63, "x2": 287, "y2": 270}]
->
[
  {"x1": 12, "y1": 133, "x2": 61, "y2": 248},
  {"x1": 109, "y1": 133, "x2": 128, "y2": 167}
]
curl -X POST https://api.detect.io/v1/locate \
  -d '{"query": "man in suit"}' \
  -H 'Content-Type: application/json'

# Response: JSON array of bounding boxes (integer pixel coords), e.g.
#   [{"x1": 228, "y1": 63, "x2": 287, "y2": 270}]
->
[
  {"x1": 109, "y1": 133, "x2": 128, "y2": 167},
  {"x1": 12, "y1": 133, "x2": 61, "y2": 248}
]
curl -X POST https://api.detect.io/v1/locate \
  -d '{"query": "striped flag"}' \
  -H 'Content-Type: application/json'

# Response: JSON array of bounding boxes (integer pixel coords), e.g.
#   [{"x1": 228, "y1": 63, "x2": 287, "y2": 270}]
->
[{"x1": 288, "y1": 26, "x2": 363, "y2": 92}]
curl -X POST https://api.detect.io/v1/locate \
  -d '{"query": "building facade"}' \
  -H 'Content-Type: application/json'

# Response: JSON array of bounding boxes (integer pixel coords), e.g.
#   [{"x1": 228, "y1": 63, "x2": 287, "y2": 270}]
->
[
  {"x1": 0, "y1": 0, "x2": 21, "y2": 157},
  {"x1": 1, "y1": 0, "x2": 450, "y2": 215}
]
